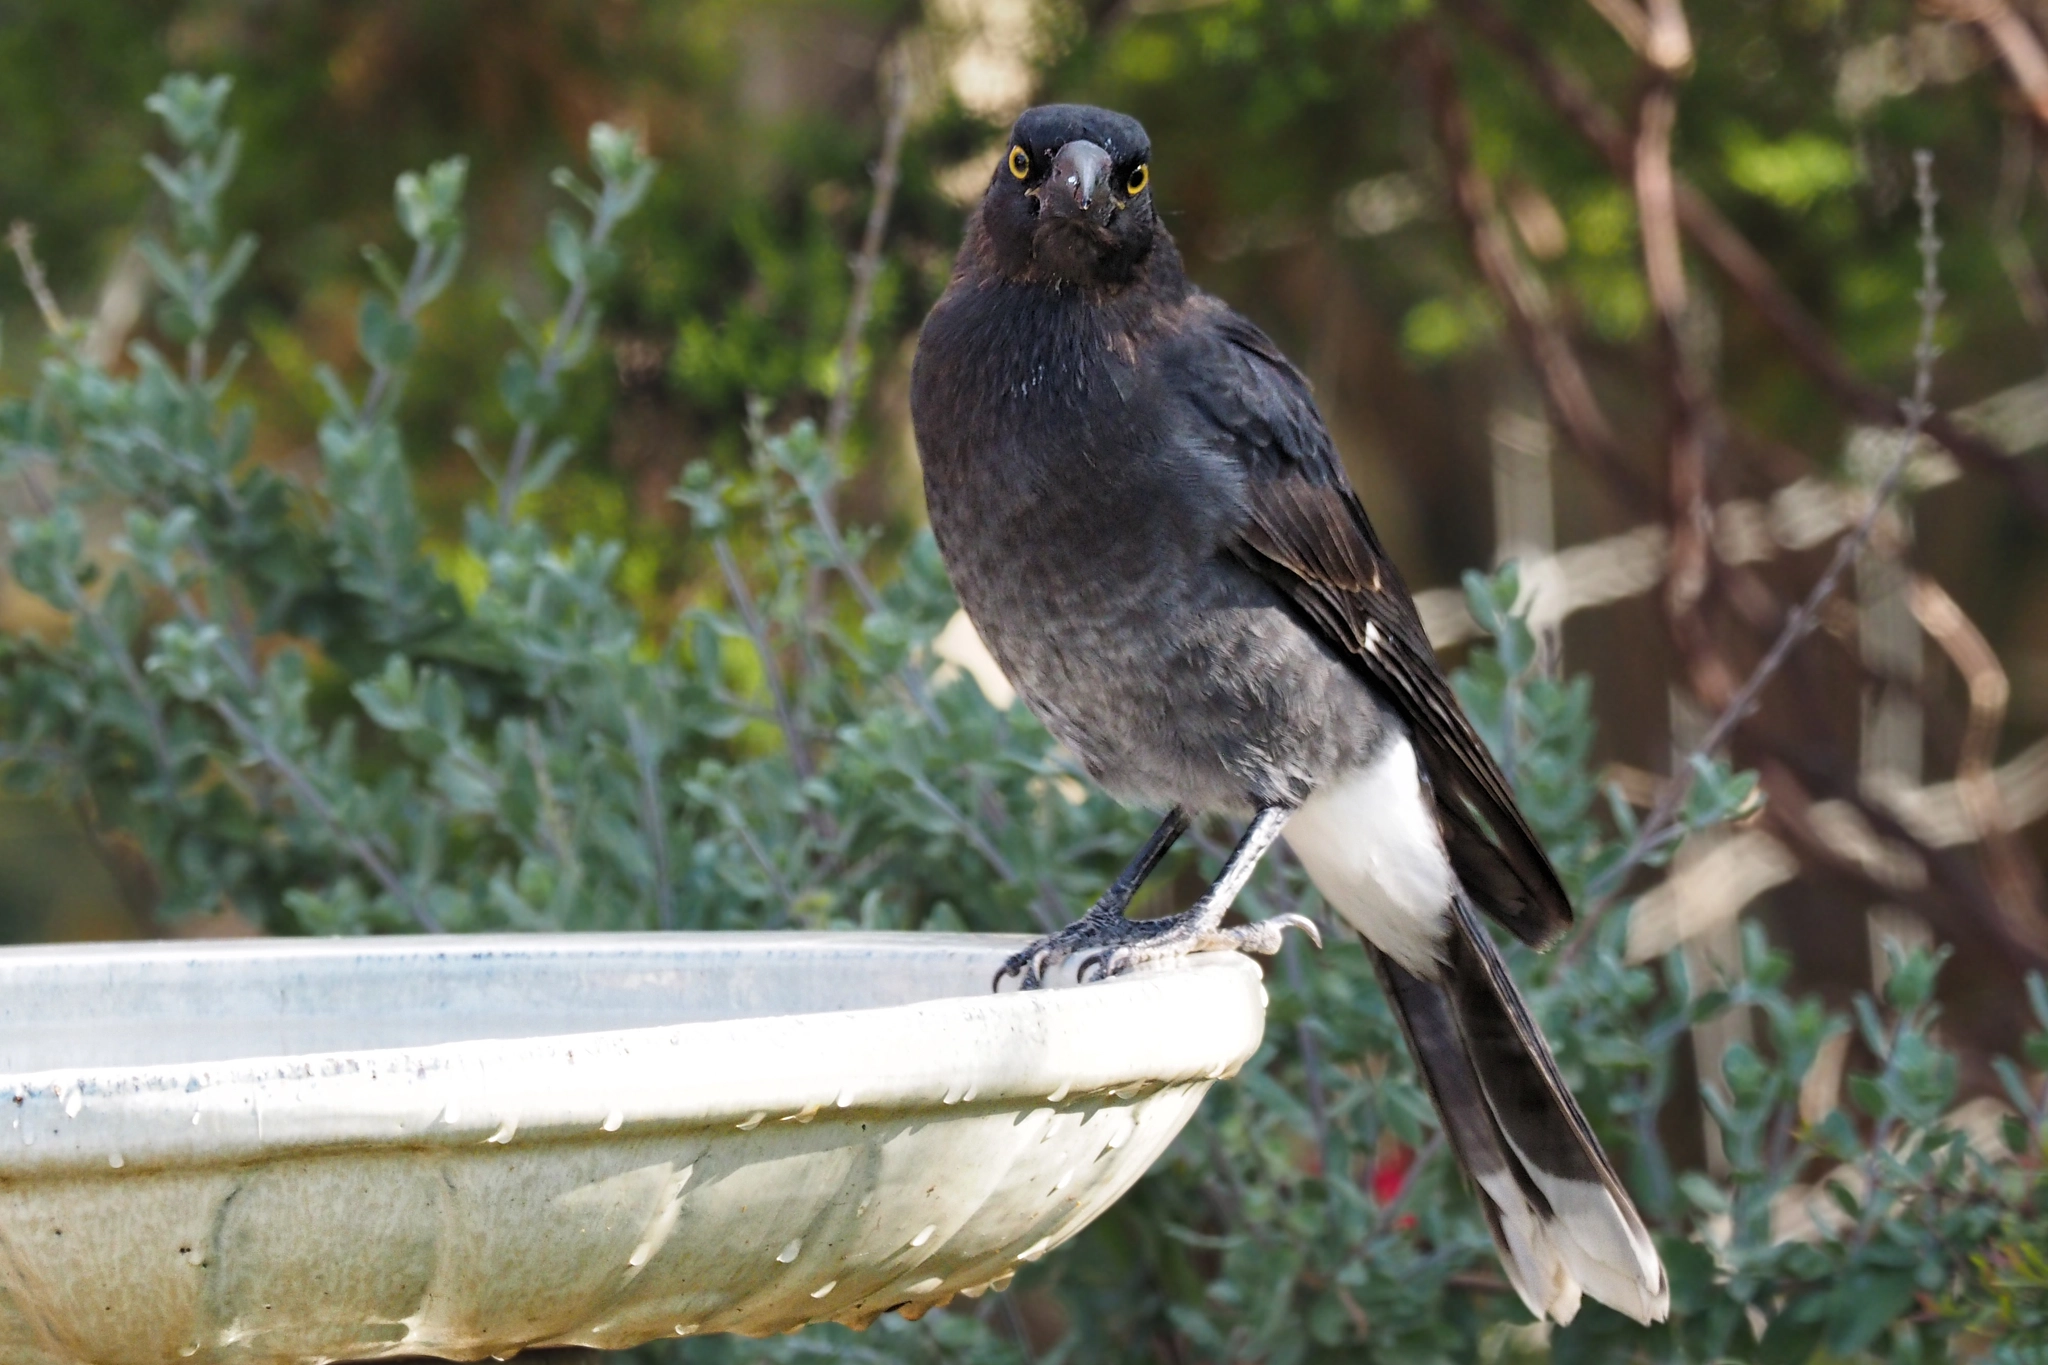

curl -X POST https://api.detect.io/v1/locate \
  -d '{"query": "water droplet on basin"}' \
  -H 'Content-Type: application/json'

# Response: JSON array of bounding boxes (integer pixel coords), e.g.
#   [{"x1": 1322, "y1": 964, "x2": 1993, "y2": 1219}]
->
[
  {"x1": 107, "y1": 1153, "x2": 123, "y2": 1169},
  {"x1": 191, "y1": 1111, "x2": 201, "y2": 1126},
  {"x1": 629, "y1": 1245, "x2": 652, "y2": 1268},
  {"x1": 1112, "y1": 1083, "x2": 1145, "y2": 1100},
  {"x1": 1052, "y1": 1168, "x2": 1072, "y2": 1193},
  {"x1": 910, "y1": 1224, "x2": 936, "y2": 1248},
  {"x1": 941, "y1": 1081, "x2": 965, "y2": 1105},
  {"x1": 1046, "y1": 1081, "x2": 1070, "y2": 1103},
  {"x1": 183, "y1": 1247, "x2": 204, "y2": 1267},
  {"x1": 178, "y1": 1345, "x2": 198, "y2": 1359},
  {"x1": 810, "y1": 1280, "x2": 837, "y2": 1298},
  {"x1": 737, "y1": 1112, "x2": 766, "y2": 1131},
  {"x1": 441, "y1": 1101, "x2": 461, "y2": 1125},
  {"x1": 908, "y1": 1277, "x2": 944, "y2": 1294},
  {"x1": 1205, "y1": 1062, "x2": 1226, "y2": 1080},
  {"x1": 674, "y1": 1324, "x2": 699, "y2": 1336},
  {"x1": 990, "y1": 1271, "x2": 1015, "y2": 1291},
  {"x1": 836, "y1": 1087, "x2": 856, "y2": 1108},
  {"x1": 63, "y1": 1090, "x2": 82, "y2": 1118},
  {"x1": 776, "y1": 1238, "x2": 802, "y2": 1264},
  {"x1": 602, "y1": 1109, "x2": 624, "y2": 1132},
  {"x1": 486, "y1": 1116, "x2": 518, "y2": 1144},
  {"x1": 1018, "y1": 1236, "x2": 1054, "y2": 1262},
  {"x1": 1041, "y1": 1114, "x2": 1066, "y2": 1143},
  {"x1": 960, "y1": 1083, "x2": 978, "y2": 1103},
  {"x1": 782, "y1": 1102, "x2": 820, "y2": 1124}
]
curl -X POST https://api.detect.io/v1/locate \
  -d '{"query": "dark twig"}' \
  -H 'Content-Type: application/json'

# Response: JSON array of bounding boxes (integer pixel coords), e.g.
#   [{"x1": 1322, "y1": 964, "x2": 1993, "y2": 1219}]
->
[{"x1": 1585, "y1": 151, "x2": 1944, "y2": 914}]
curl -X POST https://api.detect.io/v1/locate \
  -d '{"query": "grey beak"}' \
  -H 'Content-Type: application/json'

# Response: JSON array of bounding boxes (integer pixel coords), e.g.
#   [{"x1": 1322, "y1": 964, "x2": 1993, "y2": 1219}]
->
[{"x1": 1041, "y1": 141, "x2": 1114, "y2": 225}]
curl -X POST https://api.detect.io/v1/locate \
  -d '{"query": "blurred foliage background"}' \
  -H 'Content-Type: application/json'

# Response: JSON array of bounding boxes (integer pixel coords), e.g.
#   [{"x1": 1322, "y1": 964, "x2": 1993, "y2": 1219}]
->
[{"x1": 5, "y1": 0, "x2": 2048, "y2": 1359}]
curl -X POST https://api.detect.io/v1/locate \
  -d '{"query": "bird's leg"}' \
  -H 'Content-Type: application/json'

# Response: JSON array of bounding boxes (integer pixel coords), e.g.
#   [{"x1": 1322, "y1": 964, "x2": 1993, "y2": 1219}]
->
[
  {"x1": 995, "y1": 807, "x2": 1191, "y2": 990},
  {"x1": 1074, "y1": 803, "x2": 1320, "y2": 982}
]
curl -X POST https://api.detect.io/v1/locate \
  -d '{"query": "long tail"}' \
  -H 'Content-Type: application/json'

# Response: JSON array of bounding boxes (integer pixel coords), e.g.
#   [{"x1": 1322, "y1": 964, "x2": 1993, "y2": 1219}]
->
[{"x1": 1369, "y1": 898, "x2": 1668, "y2": 1325}]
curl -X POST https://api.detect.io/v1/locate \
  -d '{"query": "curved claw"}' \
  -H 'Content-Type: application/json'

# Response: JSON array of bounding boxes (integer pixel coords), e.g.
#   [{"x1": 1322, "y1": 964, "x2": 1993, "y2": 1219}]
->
[
  {"x1": 992, "y1": 950, "x2": 1044, "y2": 993},
  {"x1": 1206, "y1": 912, "x2": 1324, "y2": 957},
  {"x1": 1075, "y1": 948, "x2": 1126, "y2": 984},
  {"x1": 1273, "y1": 912, "x2": 1323, "y2": 950}
]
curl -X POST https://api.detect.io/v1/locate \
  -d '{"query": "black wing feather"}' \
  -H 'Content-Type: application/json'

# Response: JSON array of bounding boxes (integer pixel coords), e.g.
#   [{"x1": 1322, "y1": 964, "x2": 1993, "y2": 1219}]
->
[{"x1": 1182, "y1": 301, "x2": 1572, "y2": 946}]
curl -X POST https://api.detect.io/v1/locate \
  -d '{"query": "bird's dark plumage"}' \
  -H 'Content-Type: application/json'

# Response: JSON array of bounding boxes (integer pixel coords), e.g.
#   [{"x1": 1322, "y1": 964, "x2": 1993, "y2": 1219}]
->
[{"x1": 910, "y1": 104, "x2": 1666, "y2": 1324}]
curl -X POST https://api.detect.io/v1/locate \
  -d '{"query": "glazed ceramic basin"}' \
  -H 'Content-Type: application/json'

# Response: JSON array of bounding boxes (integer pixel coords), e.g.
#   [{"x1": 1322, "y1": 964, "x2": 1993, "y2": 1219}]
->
[{"x1": 0, "y1": 933, "x2": 1266, "y2": 1364}]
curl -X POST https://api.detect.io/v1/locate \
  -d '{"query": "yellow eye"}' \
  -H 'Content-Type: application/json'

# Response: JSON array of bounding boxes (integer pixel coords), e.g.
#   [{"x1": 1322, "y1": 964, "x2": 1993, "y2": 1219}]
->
[
  {"x1": 1008, "y1": 145, "x2": 1031, "y2": 180},
  {"x1": 1126, "y1": 163, "x2": 1149, "y2": 195}
]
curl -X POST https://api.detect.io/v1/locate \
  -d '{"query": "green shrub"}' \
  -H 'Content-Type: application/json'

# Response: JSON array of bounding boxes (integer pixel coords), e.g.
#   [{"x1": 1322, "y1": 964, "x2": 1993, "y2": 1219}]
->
[{"x1": 2, "y1": 75, "x2": 2042, "y2": 1364}]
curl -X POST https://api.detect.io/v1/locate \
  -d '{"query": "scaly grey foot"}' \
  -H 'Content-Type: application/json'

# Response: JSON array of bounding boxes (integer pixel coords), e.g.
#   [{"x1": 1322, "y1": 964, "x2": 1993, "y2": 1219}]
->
[
  {"x1": 1072, "y1": 904, "x2": 1321, "y2": 983},
  {"x1": 994, "y1": 804, "x2": 1319, "y2": 990}
]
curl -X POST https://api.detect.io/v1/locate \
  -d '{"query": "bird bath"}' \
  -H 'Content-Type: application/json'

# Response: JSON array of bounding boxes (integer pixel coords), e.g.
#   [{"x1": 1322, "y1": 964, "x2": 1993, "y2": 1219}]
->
[{"x1": 0, "y1": 932, "x2": 1266, "y2": 1364}]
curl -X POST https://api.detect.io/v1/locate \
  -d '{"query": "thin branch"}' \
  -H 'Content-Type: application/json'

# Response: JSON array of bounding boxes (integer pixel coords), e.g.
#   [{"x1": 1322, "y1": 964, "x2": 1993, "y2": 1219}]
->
[
  {"x1": 904, "y1": 768, "x2": 1062, "y2": 932},
  {"x1": 1447, "y1": 0, "x2": 2048, "y2": 524},
  {"x1": 623, "y1": 709, "x2": 678, "y2": 931},
  {"x1": 1585, "y1": 151, "x2": 1944, "y2": 912},
  {"x1": 360, "y1": 238, "x2": 443, "y2": 426},
  {"x1": 212, "y1": 695, "x2": 442, "y2": 931},
  {"x1": 716, "y1": 792, "x2": 799, "y2": 912},
  {"x1": 498, "y1": 193, "x2": 630, "y2": 519},
  {"x1": 7, "y1": 221, "x2": 69, "y2": 333},
  {"x1": 824, "y1": 48, "x2": 914, "y2": 472},
  {"x1": 1629, "y1": 1, "x2": 1744, "y2": 732},
  {"x1": 1415, "y1": 30, "x2": 1652, "y2": 510},
  {"x1": 804, "y1": 50, "x2": 915, "y2": 615},
  {"x1": 786, "y1": 51, "x2": 947, "y2": 731},
  {"x1": 1633, "y1": 61, "x2": 1719, "y2": 635},
  {"x1": 714, "y1": 535, "x2": 815, "y2": 781}
]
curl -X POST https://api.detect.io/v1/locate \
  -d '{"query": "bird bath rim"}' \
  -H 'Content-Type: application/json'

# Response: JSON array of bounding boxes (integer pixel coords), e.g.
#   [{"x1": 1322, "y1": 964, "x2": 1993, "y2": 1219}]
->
[{"x1": 0, "y1": 931, "x2": 1268, "y2": 1361}]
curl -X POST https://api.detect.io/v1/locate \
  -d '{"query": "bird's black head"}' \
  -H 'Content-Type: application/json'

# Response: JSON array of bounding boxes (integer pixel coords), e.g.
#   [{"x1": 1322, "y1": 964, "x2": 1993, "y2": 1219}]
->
[{"x1": 977, "y1": 104, "x2": 1158, "y2": 290}]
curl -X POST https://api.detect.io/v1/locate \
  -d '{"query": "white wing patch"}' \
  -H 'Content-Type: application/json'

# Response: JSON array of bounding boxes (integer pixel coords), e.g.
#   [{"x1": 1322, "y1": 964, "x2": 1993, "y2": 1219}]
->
[{"x1": 1283, "y1": 732, "x2": 1453, "y2": 976}]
